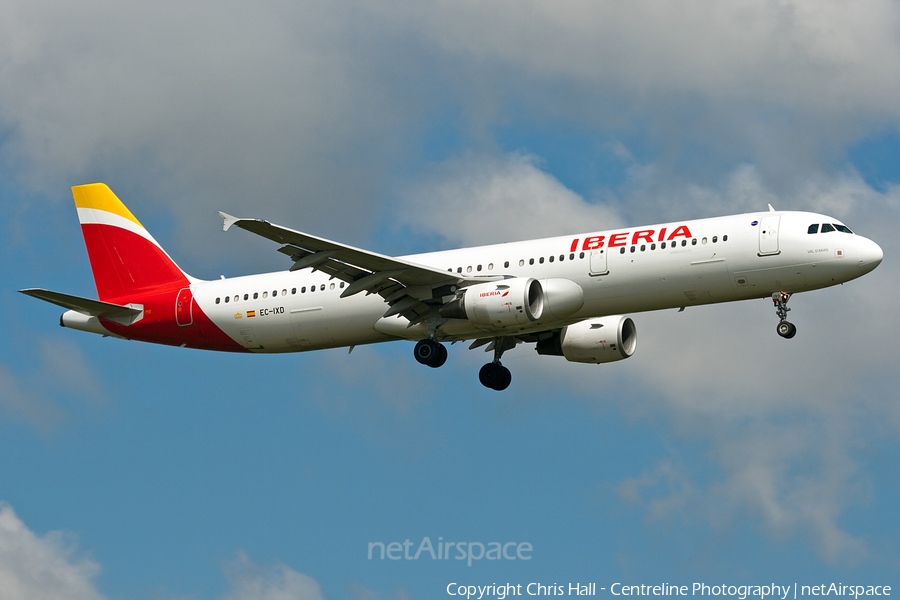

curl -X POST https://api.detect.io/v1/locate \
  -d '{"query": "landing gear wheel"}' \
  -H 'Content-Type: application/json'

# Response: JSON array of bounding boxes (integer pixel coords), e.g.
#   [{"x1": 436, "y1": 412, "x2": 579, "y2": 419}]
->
[
  {"x1": 479, "y1": 362, "x2": 512, "y2": 391},
  {"x1": 434, "y1": 343, "x2": 448, "y2": 368},
  {"x1": 496, "y1": 365, "x2": 512, "y2": 391},
  {"x1": 414, "y1": 339, "x2": 446, "y2": 367},
  {"x1": 776, "y1": 321, "x2": 797, "y2": 339}
]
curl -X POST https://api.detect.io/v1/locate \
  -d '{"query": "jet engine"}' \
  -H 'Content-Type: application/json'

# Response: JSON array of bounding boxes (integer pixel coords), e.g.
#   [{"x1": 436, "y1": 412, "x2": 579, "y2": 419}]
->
[
  {"x1": 539, "y1": 278, "x2": 585, "y2": 320},
  {"x1": 439, "y1": 278, "x2": 544, "y2": 327},
  {"x1": 535, "y1": 316, "x2": 636, "y2": 363}
]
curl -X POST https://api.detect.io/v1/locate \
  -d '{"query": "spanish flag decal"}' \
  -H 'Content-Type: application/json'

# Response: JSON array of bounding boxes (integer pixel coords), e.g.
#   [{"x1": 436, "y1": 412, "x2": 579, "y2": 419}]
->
[{"x1": 247, "y1": 310, "x2": 256, "y2": 317}]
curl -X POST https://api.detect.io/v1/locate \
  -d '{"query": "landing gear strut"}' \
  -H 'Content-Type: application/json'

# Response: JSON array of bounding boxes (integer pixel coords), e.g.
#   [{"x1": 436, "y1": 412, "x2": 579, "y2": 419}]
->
[
  {"x1": 414, "y1": 338, "x2": 447, "y2": 368},
  {"x1": 479, "y1": 337, "x2": 514, "y2": 391},
  {"x1": 772, "y1": 292, "x2": 797, "y2": 339}
]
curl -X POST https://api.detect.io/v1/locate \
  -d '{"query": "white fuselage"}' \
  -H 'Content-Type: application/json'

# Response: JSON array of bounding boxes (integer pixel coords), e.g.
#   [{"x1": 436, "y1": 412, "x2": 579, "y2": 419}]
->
[{"x1": 192, "y1": 210, "x2": 881, "y2": 353}]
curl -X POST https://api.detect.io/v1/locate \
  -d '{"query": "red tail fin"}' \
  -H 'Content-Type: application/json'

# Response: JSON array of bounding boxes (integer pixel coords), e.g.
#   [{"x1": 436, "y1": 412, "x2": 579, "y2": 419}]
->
[{"x1": 72, "y1": 184, "x2": 190, "y2": 301}]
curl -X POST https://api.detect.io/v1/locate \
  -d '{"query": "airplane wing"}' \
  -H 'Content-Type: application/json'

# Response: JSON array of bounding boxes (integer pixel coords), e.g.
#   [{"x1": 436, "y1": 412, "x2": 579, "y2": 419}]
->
[
  {"x1": 219, "y1": 213, "x2": 493, "y2": 324},
  {"x1": 18, "y1": 288, "x2": 143, "y2": 325}
]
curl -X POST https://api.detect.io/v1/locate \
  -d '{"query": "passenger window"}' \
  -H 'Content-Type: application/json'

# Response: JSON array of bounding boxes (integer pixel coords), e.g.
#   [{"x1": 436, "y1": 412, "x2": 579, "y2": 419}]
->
[
  {"x1": 519, "y1": 260, "x2": 525, "y2": 267},
  {"x1": 292, "y1": 288, "x2": 296, "y2": 295},
  {"x1": 301, "y1": 287, "x2": 306, "y2": 293},
  {"x1": 529, "y1": 258, "x2": 534, "y2": 265},
  {"x1": 691, "y1": 239, "x2": 698, "y2": 246},
  {"x1": 467, "y1": 266, "x2": 472, "y2": 273},
  {"x1": 559, "y1": 255, "x2": 564, "y2": 261},
  {"x1": 548, "y1": 256, "x2": 554, "y2": 263},
  {"x1": 225, "y1": 296, "x2": 230, "y2": 303},
  {"x1": 488, "y1": 263, "x2": 493, "y2": 270},
  {"x1": 661, "y1": 242, "x2": 666, "y2": 249},
  {"x1": 253, "y1": 292, "x2": 259, "y2": 299},
  {"x1": 821, "y1": 223, "x2": 835, "y2": 233},
  {"x1": 244, "y1": 294, "x2": 249, "y2": 300},
  {"x1": 340, "y1": 282, "x2": 345, "y2": 288},
  {"x1": 651, "y1": 243, "x2": 656, "y2": 250},
  {"x1": 216, "y1": 297, "x2": 220, "y2": 304},
  {"x1": 630, "y1": 246, "x2": 636, "y2": 253},
  {"x1": 723, "y1": 235, "x2": 728, "y2": 241},
  {"x1": 504, "y1": 261, "x2": 509, "y2": 268},
  {"x1": 808, "y1": 224, "x2": 819, "y2": 234},
  {"x1": 329, "y1": 283, "x2": 334, "y2": 290},
  {"x1": 569, "y1": 253, "x2": 575, "y2": 260},
  {"x1": 457, "y1": 267, "x2": 462, "y2": 273},
  {"x1": 234, "y1": 295, "x2": 239, "y2": 302},
  {"x1": 620, "y1": 248, "x2": 625, "y2": 254},
  {"x1": 712, "y1": 236, "x2": 717, "y2": 243},
  {"x1": 702, "y1": 237, "x2": 707, "y2": 244},
  {"x1": 641, "y1": 245, "x2": 646, "y2": 251},
  {"x1": 579, "y1": 252, "x2": 585, "y2": 259},
  {"x1": 682, "y1": 240, "x2": 687, "y2": 247}
]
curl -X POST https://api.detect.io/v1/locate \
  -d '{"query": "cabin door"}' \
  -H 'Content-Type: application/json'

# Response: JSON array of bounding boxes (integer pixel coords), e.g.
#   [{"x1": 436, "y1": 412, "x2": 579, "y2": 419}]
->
[
  {"x1": 175, "y1": 287, "x2": 194, "y2": 327},
  {"x1": 758, "y1": 215, "x2": 781, "y2": 256},
  {"x1": 589, "y1": 249, "x2": 609, "y2": 275}
]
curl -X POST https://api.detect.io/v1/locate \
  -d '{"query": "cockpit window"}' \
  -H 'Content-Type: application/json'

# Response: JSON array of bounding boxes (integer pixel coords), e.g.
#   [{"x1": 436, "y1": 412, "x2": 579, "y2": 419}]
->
[
  {"x1": 834, "y1": 224, "x2": 853, "y2": 234},
  {"x1": 820, "y1": 223, "x2": 835, "y2": 233},
  {"x1": 808, "y1": 224, "x2": 819, "y2": 234}
]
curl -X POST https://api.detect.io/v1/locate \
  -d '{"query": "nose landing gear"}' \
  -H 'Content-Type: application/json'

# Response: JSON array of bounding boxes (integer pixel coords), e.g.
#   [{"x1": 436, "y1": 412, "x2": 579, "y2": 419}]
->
[{"x1": 772, "y1": 292, "x2": 797, "y2": 339}]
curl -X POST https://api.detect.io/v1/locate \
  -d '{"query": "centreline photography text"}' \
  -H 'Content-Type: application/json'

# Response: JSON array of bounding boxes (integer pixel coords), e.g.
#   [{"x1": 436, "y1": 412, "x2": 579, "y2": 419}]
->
[{"x1": 444, "y1": 583, "x2": 892, "y2": 599}]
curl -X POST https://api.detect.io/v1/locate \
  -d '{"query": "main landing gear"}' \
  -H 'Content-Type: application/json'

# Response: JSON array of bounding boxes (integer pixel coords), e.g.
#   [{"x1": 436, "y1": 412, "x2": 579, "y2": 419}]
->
[
  {"x1": 479, "y1": 362, "x2": 512, "y2": 391},
  {"x1": 478, "y1": 337, "x2": 515, "y2": 391},
  {"x1": 414, "y1": 338, "x2": 447, "y2": 368},
  {"x1": 772, "y1": 292, "x2": 797, "y2": 339},
  {"x1": 412, "y1": 336, "x2": 513, "y2": 391}
]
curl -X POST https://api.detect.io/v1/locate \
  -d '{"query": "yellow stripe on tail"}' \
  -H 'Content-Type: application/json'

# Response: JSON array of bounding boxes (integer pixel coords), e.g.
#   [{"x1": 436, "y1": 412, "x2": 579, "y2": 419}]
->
[{"x1": 72, "y1": 183, "x2": 145, "y2": 230}]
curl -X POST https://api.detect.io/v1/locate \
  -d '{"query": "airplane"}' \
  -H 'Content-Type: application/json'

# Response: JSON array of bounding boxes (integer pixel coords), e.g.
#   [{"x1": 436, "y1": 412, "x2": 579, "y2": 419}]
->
[{"x1": 20, "y1": 183, "x2": 883, "y2": 391}]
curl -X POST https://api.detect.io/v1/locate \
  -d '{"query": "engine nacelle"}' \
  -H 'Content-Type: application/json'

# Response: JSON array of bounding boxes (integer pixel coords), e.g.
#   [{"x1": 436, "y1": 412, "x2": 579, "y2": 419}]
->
[
  {"x1": 539, "y1": 278, "x2": 584, "y2": 320},
  {"x1": 439, "y1": 278, "x2": 543, "y2": 327},
  {"x1": 536, "y1": 315, "x2": 636, "y2": 363}
]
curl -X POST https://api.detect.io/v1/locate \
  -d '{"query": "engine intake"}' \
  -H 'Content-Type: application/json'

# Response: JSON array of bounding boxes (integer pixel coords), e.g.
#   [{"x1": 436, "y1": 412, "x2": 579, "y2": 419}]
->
[{"x1": 536, "y1": 315, "x2": 636, "y2": 363}]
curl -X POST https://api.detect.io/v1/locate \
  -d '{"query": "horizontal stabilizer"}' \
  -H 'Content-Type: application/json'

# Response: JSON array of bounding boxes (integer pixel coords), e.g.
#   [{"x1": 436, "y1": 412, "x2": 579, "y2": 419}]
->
[{"x1": 19, "y1": 288, "x2": 143, "y2": 325}]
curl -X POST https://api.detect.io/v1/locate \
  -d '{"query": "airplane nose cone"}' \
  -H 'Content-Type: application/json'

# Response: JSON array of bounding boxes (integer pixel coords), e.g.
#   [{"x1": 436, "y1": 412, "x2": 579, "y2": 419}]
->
[{"x1": 858, "y1": 238, "x2": 883, "y2": 274}]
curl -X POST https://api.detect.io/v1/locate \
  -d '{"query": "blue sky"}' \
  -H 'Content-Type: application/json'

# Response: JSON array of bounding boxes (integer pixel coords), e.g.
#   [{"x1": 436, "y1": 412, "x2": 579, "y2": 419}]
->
[{"x1": 1, "y1": 1, "x2": 899, "y2": 598}]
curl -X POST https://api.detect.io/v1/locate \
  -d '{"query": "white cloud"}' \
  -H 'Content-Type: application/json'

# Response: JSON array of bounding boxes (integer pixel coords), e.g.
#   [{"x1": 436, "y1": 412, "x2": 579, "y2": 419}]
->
[
  {"x1": 3, "y1": 0, "x2": 898, "y2": 270},
  {"x1": 0, "y1": 503, "x2": 105, "y2": 600},
  {"x1": 0, "y1": 505, "x2": 338, "y2": 600},
  {"x1": 220, "y1": 552, "x2": 325, "y2": 600},
  {"x1": 382, "y1": 0, "x2": 900, "y2": 117},
  {"x1": 401, "y1": 152, "x2": 623, "y2": 246}
]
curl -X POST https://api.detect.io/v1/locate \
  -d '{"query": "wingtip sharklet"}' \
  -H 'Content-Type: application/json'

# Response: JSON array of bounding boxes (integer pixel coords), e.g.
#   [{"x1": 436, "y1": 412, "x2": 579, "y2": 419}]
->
[{"x1": 219, "y1": 211, "x2": 240, "y2": 232}]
